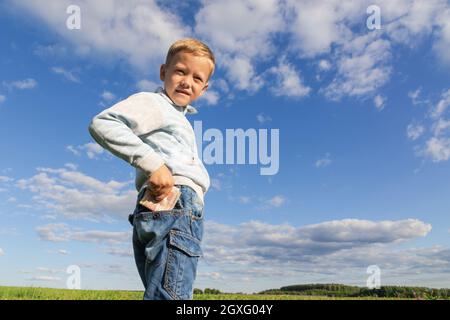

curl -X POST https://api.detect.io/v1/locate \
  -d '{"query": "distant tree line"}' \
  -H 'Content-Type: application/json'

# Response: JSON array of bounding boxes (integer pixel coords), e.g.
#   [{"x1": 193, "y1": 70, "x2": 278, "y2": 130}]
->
[
  {"x1": 194, "y1": 288, "x2": 222, "y2": 295},
  {"x1": 259, "y1": 283, "x2": 450, "y2": 299}
]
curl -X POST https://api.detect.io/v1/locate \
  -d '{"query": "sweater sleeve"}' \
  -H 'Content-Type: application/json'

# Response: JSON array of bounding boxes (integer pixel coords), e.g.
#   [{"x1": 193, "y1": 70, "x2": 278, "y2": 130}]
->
[{"x1": 88, "y1": 92, "x2": 166, "y2": 175}]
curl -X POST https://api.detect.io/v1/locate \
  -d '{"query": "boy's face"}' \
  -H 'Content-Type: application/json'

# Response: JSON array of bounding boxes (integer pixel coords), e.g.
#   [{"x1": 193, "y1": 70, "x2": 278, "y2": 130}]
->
[{"x1": 160, "y1": 51, "x2": 212, "y2": 107}]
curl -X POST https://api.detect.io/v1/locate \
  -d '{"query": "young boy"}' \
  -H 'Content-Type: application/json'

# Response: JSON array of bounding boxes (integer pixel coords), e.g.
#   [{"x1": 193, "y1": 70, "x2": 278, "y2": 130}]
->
[{"x1": 88, "y1": 38, "x2": 214, "y2": 300}]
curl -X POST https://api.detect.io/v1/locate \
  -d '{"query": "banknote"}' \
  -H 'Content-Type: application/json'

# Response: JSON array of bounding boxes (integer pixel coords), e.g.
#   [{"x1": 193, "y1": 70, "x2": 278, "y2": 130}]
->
[{"x1": 139, "y1": 186, "x2": 181, "y2": 212}]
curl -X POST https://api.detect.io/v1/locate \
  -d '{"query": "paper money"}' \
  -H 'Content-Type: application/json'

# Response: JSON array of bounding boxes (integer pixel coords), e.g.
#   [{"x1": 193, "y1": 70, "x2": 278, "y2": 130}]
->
[{"x1": 139, "y1": 186, "x2": 181, "y2": 212}]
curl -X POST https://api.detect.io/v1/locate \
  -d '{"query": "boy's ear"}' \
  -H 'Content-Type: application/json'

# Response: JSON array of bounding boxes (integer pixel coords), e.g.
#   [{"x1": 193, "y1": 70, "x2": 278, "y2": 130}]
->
[
  {"x1": 199, "y1": 82, "x2": 209, "y2": 97},
  {"x1": 159, "y1": 64, "x2": 166, "y2": 81}
]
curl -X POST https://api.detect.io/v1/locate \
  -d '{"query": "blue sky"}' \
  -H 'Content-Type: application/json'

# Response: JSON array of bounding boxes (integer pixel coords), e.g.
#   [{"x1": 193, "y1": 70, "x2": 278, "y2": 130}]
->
[{"x1": 1, "y1": 0, "x2": 450, "y2": 293}]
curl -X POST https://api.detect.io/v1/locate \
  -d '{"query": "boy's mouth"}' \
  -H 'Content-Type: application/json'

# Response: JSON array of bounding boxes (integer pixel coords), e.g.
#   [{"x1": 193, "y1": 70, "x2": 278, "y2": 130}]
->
[{"x1": 175, "y1": 89, "x2": 190, "y2": 96}]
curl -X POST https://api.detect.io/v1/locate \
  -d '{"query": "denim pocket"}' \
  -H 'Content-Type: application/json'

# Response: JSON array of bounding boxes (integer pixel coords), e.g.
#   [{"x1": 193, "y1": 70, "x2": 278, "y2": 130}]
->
[
  {"x1": 163, "y1": 230, "x2": 202, "y2": 300},
  {"x1": 133, "y1": 209, "x2": 187, "y2": 247}
]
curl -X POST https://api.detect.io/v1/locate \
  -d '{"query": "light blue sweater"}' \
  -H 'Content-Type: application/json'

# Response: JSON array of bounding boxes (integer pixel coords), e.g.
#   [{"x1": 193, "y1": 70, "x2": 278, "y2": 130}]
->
[{"x1": 88, "y1": 88, "x2": 210, "y2": 203}]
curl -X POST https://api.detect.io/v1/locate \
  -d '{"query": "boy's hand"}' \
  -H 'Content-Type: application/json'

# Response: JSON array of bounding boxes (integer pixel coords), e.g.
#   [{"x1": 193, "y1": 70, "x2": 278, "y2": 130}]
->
[{"x1": 148, "y1": 164, "x2": 174, "y2": 202}]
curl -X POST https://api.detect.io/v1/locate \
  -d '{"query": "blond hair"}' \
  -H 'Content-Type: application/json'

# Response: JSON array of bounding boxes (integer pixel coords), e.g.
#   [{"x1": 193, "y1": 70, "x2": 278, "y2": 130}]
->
[{"x1": 165, "y1": 38, "x2": 215, "y2": 79}]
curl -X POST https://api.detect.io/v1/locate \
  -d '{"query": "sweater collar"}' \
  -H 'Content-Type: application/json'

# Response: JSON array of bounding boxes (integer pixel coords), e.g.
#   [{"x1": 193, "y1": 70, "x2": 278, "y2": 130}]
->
[{"x1": 155, "y1": 87, "x2": 198, "y2": 115}]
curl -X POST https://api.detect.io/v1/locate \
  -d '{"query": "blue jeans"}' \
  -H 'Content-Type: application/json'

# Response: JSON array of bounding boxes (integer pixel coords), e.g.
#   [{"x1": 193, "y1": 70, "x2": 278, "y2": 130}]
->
[{"x1": 129, "y1": 185, "x2": 204, "y2": 300}]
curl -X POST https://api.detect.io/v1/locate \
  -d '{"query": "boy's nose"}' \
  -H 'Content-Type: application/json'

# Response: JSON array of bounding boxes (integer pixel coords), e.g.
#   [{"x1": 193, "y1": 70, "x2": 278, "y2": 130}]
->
[{"x1": 180, "y1": 79, "x2": 191, "y2": 88}]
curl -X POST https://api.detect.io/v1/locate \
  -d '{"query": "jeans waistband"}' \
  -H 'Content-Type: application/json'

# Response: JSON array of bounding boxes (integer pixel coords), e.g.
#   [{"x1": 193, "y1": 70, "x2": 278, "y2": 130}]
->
[{"x1": 129, "y1": 184, "x2": 203, "y2": 225}]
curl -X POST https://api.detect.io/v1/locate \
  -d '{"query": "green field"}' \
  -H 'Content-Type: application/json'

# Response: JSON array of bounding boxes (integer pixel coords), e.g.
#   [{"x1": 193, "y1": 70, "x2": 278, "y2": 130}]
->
[{"x1": 0, "y1": 286, "x2": 409, "y2": 300}]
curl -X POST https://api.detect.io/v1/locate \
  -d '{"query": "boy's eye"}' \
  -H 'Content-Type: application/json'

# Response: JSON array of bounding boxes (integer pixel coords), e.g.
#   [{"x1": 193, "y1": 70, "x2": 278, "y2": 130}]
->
[{"x1": 176, "y1": 69, "x2": 185, "y2": 75}]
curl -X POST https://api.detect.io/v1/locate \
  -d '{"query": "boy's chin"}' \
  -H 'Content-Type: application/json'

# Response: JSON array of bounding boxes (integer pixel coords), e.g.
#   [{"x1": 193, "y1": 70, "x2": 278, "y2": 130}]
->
[
  {"x1": 173, "y1": 99, "x2": 189, "y2": 107},
  {"x1": 170, "y1": 95, "x2": 190, "y2": 107}
]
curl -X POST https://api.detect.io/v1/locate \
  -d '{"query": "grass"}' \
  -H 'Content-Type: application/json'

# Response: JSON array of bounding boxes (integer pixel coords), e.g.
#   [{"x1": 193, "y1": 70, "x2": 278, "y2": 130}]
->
[
  {"x1": 0, "y1": 286, "x2": 410, "y2": 300},
  {"x1": 0, "y1": 286, "x2": 143, "y2": 300}
]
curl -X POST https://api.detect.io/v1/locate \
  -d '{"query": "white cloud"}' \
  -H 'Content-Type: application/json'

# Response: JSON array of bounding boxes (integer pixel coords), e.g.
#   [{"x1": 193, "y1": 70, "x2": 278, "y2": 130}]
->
[
  {"x1": 84, "y1": 143, "x2": 105, "y2": 159},
  {"x1": 377, "y1": 0, "x2": 450, "y2": 65},
  {"x1": 284, "y1": 0, "x2": 450, "y2": 101},
  {"x1": 318, "y1": 60, "x2": 332, "y2": 72},
  {"x1": 34, "y1": 43, "x2": 69, "y2": 58},
  {"x1": 284, "y1": 0, "x2": 449, "y2": 100},
  {"x1": 412, "y1": 87, "x2": 450, "y2": 163},
  {"x1": 383, "y1": 0, "x2": 443, "y2": 44},
  {"x1": 11, "y1": 0, "x2": 450, "y2": 103},
  {"x1": 103, "y1": 247, "x2": 133, "y2": 257},
  {"x1": 0, "y1": 95, "x2": 5, "y2": 104},
  {"x1": 51, "y1": 67, "x2": 80, "y2": 83},
  {"x1": 16, "y1": 167, "x2": 135, "y2": 221},
  {"x1": 195, "y1": 0, "x2": 284, "y2": 59},
  {"x1": 316, "y1": 153, "x2": 332, "y2": 168},
  {"x1": 433, "y1": 118, "x2": 450, "y2": 136},
  {"x1": 201, "y1": 218, "x2": 436, "y2": 283},
  {"x1": 99, "y1": 264, "x2": 133, "y2": 274},
  {"x1": 407, "y1": 123, "x2": 425, "y2": 141},
  {"x1": 422, "y1": 137, "x2": 450, "y2": 162},
  {"x1": 136, "y1": 79, "x2": 159, "y2": 92},
  {"x1": 195, "y1": 0, "x2": 283, "y2": 93},
  {"x1": 433, "y1": 7, "x2": 450, "y2": 64},
  {"x1": 64, "y1": 163, "x2": 78, "y2": 171},
  {"x1": 409, "y1": 88, "x2": 421, "y2": 104},
  {"x1": 0, "y1": 248, "x2": 4, "y2": 256},
  {"x1": 197, "y1": 271, "x2": 225, "y2": 281},
  {"x1": 431, "y1": 88, "x2": 450, "y2": 119},
  {"x1": 324, "y1": 33, "x2": 392, "y2": 100},
  {"x1": 256, "y1": 113, "x2": 272, "y2": 124},
  {"x1": 66, "y1": 142, "x2": 105, "y2": 159},
  {"x1": 4, "y1": 78, "x2": 38, "y2": 90},
  {"x1": 28, "y1": 276, "x2": 61, "y2": 282},
  {"x1": 266, "y1": 195, "x2": 286, "y2": 208},
  {"x1": 14, "y1": 78, "x2": 38, "y2": 89},
  {"x1": 36, "y1": 267, "x2": 63, "y2": 274},
  {"x1": 36, "y1": 224, "x2": 69, "y2": 242},
  {"x1": 38, "y1": 167, "x2": 130, "y2": 192},
  {"x1": 238, "y1": 196, "x2": 251, "y2": 204},
  {"x1": 213, "y1": 79, "x2": 230, "y2": 94},
  {"x1": 33, "y1": 43, "x2": 72, "y2": 59},
  {"x1": 199, "y1": 90, "x2": 219, "y2": 106},
  {"x1": 37, "y1": 223, "x2": 130, "y2": 244},
  {"x1": 101, "y1": 90, "x2": 116, "y2": 102},
  {"x1": 11, "y1": 0, "x2": 187, "y2": 71},
  {"x1": 374, "y1": 94, "x2": 386, "y2": 110},
  {"x1": 408, "y1": 88, "x2": 429, "y2": 106},
  {"x1": 0, "y1": 228, "x2": 19, "y2": 236},
  {"x1": 66, "y1": 145, "x2": 80, "y2": 156},
  {"x1": 301, "y1": 219, "x2": 431, "y2": 243},
  {"x1": 286, "y1": 0, "x2": 360, "y2": 57},
  {"x1": 37, "y1": 223, "x2": 132, "y2": 259},
  {"x1": 374, "y1": 0, "x2": 450, "y2": 65},
  {"x1": 210, "y1": 178, "x2": 222, "y2": 191},
  {"x1": 0, "y1": 176, "x2": 13, "y2": 183},
  {"x1": 267, "y1": 57, "x2": 311, "y2": 98},
  {"x1": 28, "y1": 215, "x2": 448, "y2": 291},
  {"x1": 221, "y1": 55, "x2": 264, "y2": 92}
]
